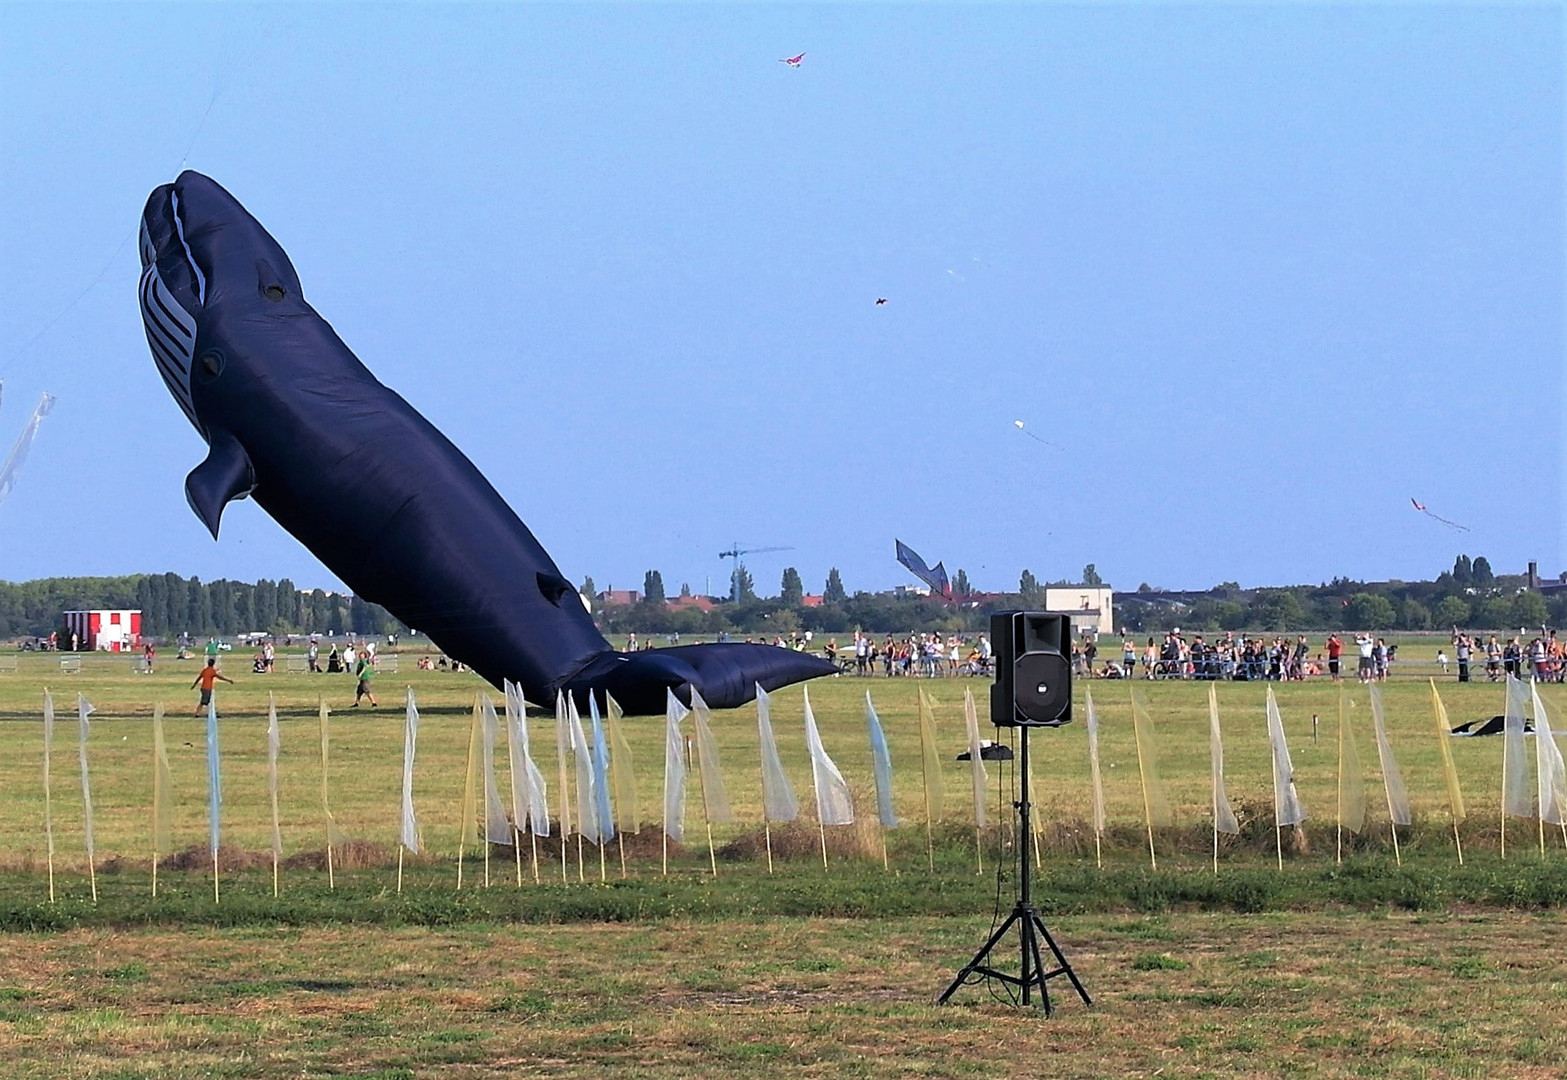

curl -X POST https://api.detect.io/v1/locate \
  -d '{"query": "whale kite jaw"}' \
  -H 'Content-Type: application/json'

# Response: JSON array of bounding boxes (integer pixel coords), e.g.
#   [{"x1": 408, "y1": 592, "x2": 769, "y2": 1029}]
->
[{"x1": 565, "y1": 644, "x2": 840, "y2": 715}]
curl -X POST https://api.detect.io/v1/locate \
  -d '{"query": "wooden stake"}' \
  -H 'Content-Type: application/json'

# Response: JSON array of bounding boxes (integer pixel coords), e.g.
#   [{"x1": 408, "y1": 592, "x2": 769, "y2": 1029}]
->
[
  {"x1": 818, "y1": 822, "x2": 828, "y2": 870},
  {"x1": 925, "y1": 818, "x2": 935, "y2": 873},
  {"x1": 1145, "y1": 822, "x2": 1157, "y2": 873},
  {"x1": 1094, "y1": 831, "x2": 1102, "y2": 870},
  {"x1": 327, "y1": 843, "x2": 335, "y2": 890},
  {"x1": 617, "y1": 833, "x2": 627, "y2": 879},
  {"x1": 530, "y1": 830, "x2": 540, "y2": 884},
  {"x1": 1212, "y1": 822, "x2": 1219, "y2": 876},
  {"x1": 662, "y1": 831, "x2": 669, "y2": 877},
  {"x1": 974, "y1": 826, "x2": 984, "y2": 876},
  {"x1": 1337, "y1": 823, "x2": 1343, "y2": 866},
  {"x1": 576, "y1": 833, "x2": 585, "y2": 884},
  {"x1": 484, "y1": 835, "x2": 491, "y2": 888},
  {"x1": 397, "y1": 847, "x2": 405, "y2": 894},
  {"x1": 706, "y1": 821, "x2": 718, "y2": 878},
  {"x1": 152, "y1": 851, "x2": 158, "y2": 898},
  {"x1": 764, "y1": 820, "x2": 774, "y2": 874},
  {"x1": 513, "y1": 829, "x2": 523, "y2": 887},
  {"x1": 211, "y1": 848, "x2": 219, "y2": 904},
  {"x1": 456, "y1": 844, "x2": 464, "y2": 890},
  {"x1": 598, "y1": 837, "x2": 607, "y2": 883},
  {"x1": 1275, "y1": 824, "x2": 1284, "y2": 872},
  {"x1": 1452, "y1": 820, "x2": 1464, "y2": 866},
  {"x1": 1391, "y1": 821, "x2": 1402, "y2": 867},
  {"x1": 272, "y1": 852, "x2": 279, "y2": 898},
  {"x1": 88, "y1": 854, "x2": 97, "y2": 903}
]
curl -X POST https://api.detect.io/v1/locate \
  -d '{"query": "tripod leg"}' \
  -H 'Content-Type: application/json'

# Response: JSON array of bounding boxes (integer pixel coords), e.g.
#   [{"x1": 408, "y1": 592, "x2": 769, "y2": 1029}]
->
[
  {"x1": 937, "y1": 909, "x2": 1023, "y2": 1004},
  {"x1": 1031, "y1": 911, "x2": 1093, "y2": 1006},
  {"x1": 1022, "y1": 915, "x2": 1053, "y2": 1015}
]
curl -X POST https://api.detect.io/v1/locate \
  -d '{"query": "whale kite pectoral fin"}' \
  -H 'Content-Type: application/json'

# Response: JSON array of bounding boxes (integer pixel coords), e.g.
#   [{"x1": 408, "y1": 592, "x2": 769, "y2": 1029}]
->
[
  {"x1": 536, "y1": 571, "x2": 575, "y2": 607},
  {"x1": 185, "y1": 430, "x2": 256, "y2": 539}
]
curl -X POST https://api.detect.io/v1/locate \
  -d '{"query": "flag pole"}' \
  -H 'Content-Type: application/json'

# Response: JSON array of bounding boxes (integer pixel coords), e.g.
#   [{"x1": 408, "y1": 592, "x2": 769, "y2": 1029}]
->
[
  {"x1": 599, "y1": 836, "x2": 607, "y2": 883},
  {"x1": 530, "y1": 830, "x2": 540, "y2": 884},
  {"x1": 484, "y1": 832, "x2": 491, "y2": 888},
  {"x1": 212, "y1": 848, "x2": 219, "y2": 904},
  {"x1": 763, "y1": 816, "x2": 774, "y2": 874},
  {"x1": 43, "y1": 690, "x2": 56, "y2": 903},
  {"x1": 397, "y1": 847, "x2": 405, "y2": 894},
  {"x1": 662, "y1": 830, "x2": 668, "y2": 877},
  {"x1": 514, "y1": 827, "x2": 523, "y2": 887},
  {"x1": 457, "y1": 840, "x2": 464, "y2": 890},
  {"x1": 1453, "y1": 820, "x2": 1464, "y2": 866},
  {"x1": 1275, "y1": 823, "x2": 1283, "y2": 872},
  {"x1": 1500, "y1": 744, "x2": 1508, "y2": 861},
  {"x1": 617, "y1": 832, "x2": 627, "y2": 879},
  {"x1": 818, "y1": 820, "x2": 828, "y2": 870}
]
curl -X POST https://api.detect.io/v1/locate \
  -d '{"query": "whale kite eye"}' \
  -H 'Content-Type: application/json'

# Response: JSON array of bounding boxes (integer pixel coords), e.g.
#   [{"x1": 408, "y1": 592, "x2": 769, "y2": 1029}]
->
[
  {"x1": 264, "y1": 284, "x2": 285, "y2": 302},
  {"x1": 199, "y1": 351, "x2": 224, "y2": 377}
]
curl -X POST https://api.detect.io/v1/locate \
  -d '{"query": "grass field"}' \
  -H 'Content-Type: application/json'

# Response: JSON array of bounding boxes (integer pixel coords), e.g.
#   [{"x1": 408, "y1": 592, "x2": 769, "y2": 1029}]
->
[{"x1": 0, "y1": 654, "x2": 1564, "y2": 1077}]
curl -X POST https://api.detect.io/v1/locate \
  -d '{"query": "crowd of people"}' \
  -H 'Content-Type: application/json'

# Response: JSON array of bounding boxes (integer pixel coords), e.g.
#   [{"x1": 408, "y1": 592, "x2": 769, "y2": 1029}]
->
[{"x1": 827, "y1": 631, "x2": 995, "y2": 678}]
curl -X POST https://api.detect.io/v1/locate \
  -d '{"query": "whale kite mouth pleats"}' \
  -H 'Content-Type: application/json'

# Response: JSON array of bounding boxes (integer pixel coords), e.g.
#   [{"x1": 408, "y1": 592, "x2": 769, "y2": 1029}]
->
[{"x1": 139, "y1": 187, "x2": 204, "y2": 435}]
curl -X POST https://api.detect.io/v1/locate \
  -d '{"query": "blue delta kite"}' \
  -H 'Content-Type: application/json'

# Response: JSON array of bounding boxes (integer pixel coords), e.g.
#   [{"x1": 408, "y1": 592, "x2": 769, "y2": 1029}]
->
[{"x1": 137, "y1": 171, "x2": 835, "y2": 715}]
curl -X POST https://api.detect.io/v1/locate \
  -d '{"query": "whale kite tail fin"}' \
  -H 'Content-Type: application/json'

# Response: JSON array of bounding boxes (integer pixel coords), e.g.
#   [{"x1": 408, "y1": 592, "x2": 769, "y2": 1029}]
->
[{"x1": 564, "y1": 643, "x2": 837, "y2": 716}]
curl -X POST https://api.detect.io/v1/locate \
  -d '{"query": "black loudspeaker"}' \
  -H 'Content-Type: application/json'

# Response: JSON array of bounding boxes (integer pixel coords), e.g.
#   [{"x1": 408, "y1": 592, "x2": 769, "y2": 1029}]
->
[{"x1": 990, "y1": 611, "x2": 1073, "y2": 728}]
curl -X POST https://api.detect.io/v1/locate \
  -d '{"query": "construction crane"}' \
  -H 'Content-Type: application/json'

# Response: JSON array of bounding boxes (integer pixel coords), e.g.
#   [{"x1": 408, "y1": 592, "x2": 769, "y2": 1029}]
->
[{"x1": 718, "y1": 543, "x2": 793, "y2": 602}]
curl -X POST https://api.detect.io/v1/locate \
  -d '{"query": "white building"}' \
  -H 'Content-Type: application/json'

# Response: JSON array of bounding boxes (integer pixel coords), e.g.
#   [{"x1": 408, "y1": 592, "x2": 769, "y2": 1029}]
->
[{"x1": 1043, "y1": 587, "x2": 1113, "y2": 637}]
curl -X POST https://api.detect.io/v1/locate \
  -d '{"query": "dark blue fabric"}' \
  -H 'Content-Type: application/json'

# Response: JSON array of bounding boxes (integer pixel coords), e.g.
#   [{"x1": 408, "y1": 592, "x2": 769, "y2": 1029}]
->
[
  {"x1": 895, "y1": 539, "x2": 950, "y2": 598},
  {"x1": 140, "y1": 172, "x2": 835, "y2": 713}
]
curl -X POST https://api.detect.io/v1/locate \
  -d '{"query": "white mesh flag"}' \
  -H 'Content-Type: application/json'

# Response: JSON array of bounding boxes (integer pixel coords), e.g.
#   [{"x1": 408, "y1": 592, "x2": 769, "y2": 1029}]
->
[
  {"x1": 1503, "y1": 676, "x2": 1533, "y2": 819},
  {"x1": 1208, "y1": 685, "x2": 1240, "y2": 836},
  {"x1": 1267, "y1": 687, "x2": 1307, "y2": 826},
  {"x1": 963, "y1": 689, "x2": 988, "y2": 829},
  {"x1": 267, "y1": 694, "x2": 283, "y2": 859},
  {"x1": 803, "y1": 687, "x2": 854, "y2": 826},
  {"x1": 505, "y1": 681, "x2": 549, "y2": 836},
  {"x1": 755, "y1": 685, "x2": 799, "y2": 823},
  {"x1": 400, "y1": 688, "x2": 421, "y2": 854},
  {"x1": 663, "y1": 688, "x2": 688, "y2": 842},
  {"x1": 1369, "y1": 684, "x2": 1412, "y2": 826},
  {"x1": 1533, "y1": 683, "x2": 1567, "y2": 827},
  {"x1": 567, "y1": 695, "x2": 603, "y2": 843},
  {"x1": 480, "y1": 694, "x2": 512, "y2": 844},
  {"x1": 554, "y1": 693, "x2": 574, "y2": 838},
  {"x1": 1086, "y1": 689, "x2": 1106, "y2": 838},
  {"x1": 77, "y1": 695, "x2": 96, "y2": 865}
]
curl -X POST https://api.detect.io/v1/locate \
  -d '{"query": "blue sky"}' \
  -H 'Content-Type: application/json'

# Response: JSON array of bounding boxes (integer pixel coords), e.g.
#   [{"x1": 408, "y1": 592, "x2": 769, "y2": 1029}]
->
[{"x1": 0, "y1": 3, "x2": 1561, "y2": 597}]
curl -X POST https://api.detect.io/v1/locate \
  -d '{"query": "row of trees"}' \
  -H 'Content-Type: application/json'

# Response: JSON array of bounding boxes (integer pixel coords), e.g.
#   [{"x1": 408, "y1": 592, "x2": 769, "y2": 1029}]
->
[
  {"x1": 593, "y1": 554, "x2": 1562, "y2": 638},
  {"x1": 0, "y1": 555, "x2": 1556, "y2": 643},
  {"x1": 0, "y1": 574, "x2": 400, "y2": 641}
]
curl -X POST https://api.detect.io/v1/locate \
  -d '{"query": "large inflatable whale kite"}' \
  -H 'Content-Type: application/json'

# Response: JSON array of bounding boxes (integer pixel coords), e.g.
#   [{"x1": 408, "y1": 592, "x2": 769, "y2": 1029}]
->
[{"x1": 137, "y1": 171, "x2": 835, "y2": 714}]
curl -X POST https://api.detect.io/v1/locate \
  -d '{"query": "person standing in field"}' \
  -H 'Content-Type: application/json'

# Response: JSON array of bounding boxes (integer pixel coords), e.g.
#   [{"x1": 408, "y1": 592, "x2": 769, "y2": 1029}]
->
[
  {"x1": 191, "y1": 658, "x2": 233, "y2": 714},
  {"x1": 352, "y1": 651, "x2": 378, "y2": 707},
  {"x1": 1325, "y1": 634, "x2": 1342, "y2": 680}
]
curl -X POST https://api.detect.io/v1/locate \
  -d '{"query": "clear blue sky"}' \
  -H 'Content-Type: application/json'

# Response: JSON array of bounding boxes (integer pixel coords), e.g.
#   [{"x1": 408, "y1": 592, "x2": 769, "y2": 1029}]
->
[{"x1": 0, "y1": 3, "x2": 1561, "y2": 598}]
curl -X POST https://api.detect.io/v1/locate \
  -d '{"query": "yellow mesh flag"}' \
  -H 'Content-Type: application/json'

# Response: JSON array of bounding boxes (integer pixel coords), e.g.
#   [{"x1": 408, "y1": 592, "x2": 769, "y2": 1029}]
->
[
  {"x1": 460, "y1": 695, "x2": 482, "y2": 848},
  {"x1": 918, "y1": 688, "x2": 945, "y2": 824},
  {"x1": 607, "y1": 695, "x2": 640, "y2": 834},
  {"x1": 318, "y1": 698, "x2": 346, "y2": 848},
  {"x1": 1130, "y1": 690, "x2": 1173, "y2": 827},
  {"x1": 1429, "y1": 681, "x2": 1465, "y2": 822},
  {"x1": 689, "y1": 689, "x2": 734, "y2": 825},
  {"x1": 1338, "y1": 690, "x2": 1366, "y2": 834},
  {"x1": 152, "y1": 702, "x2": 173, "y2": 857}
]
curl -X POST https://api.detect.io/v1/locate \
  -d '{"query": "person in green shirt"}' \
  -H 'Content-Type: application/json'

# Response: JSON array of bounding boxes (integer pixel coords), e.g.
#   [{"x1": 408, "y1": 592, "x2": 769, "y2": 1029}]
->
[
  {"x1": 204, "y1": 636, "x2": 220, "y2": 660},
  {"x1": 352, "y1": 651, "x2": 378, "y2": 707}
]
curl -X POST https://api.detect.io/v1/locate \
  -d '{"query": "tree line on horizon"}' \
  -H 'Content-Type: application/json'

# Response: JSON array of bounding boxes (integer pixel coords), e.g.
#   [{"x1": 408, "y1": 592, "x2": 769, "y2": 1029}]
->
[{"x1": 0, "y1": 555, "x2": 1555, "y2": 643}]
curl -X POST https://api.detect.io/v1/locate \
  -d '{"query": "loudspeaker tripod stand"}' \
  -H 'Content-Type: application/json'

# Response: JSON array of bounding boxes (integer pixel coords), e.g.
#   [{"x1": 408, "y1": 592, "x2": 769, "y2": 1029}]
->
[{"x1": 937, "y1": 724, "x2": 1092, "y2": 1014}]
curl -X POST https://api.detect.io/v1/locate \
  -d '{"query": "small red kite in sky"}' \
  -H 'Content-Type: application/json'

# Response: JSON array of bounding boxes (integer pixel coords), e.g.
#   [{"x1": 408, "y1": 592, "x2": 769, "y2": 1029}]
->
[
  {"x1": 1411, "y1": 497, "x2": 1469, "y2": 532},
  {"x1": 781, "y1": 52, "x2": 805, "y2": 67}
]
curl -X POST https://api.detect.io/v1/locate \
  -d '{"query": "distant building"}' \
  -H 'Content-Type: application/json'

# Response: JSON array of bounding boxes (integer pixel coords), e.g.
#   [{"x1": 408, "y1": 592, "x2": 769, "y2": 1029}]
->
[
  {"x1": 1043, "y1": 587, "x2": 1114, "y2": 637},
  {"x1": 595, "y1": 589, "x2": 642, "y2": 608},
  {"x1": 63, "y1": 609, "x2": 142, "y2": 651},
  {"x1": 667, "y1": 595, "x2": 717, "y2": 614},
  {"x1": 800, "y1": 594, "x2": 824, "y2": 608}
]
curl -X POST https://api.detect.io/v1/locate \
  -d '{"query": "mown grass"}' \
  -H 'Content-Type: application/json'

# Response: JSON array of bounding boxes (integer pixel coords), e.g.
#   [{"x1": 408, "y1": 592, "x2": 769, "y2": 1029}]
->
[{"x1": 0, "y1": 910, "x2": 1562, "y2": 1078}]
